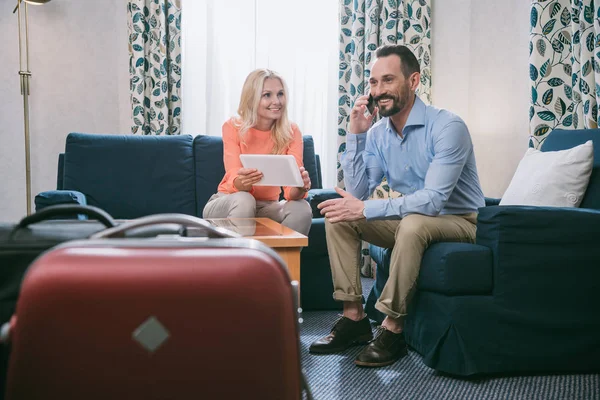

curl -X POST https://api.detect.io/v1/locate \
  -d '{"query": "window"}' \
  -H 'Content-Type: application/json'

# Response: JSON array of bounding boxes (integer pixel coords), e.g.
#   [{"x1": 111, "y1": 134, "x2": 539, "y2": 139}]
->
[{"x1": 182, "y1": 0, "x2": 339, "y2": 187}]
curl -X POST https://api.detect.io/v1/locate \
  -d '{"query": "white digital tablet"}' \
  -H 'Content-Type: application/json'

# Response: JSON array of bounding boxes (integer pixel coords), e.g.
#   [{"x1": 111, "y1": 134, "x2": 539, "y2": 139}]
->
[{"x1": 239, "y1": 154, "x2": 304, "y2": 187}]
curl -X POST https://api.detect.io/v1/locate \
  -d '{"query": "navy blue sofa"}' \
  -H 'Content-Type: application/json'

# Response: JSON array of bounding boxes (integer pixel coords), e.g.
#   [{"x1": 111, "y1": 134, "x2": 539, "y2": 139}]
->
[
  {"x1": 36, "y1": 132, "x2": 337, "y2": 310},
  {"x1": 365, "y1": 129, "x2": 600, "y2": 376}
]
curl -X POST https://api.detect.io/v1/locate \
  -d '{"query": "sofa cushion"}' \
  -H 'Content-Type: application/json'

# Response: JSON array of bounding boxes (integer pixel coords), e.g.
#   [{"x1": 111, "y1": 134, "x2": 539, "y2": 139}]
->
[
  {"x1": 301, "y1": 136, "x2": 320, "y2": 191},
  {"x1": 370, "y1": 242, "x2": 493, "y2": 296},
  {"x1": 306, "y1": 189, "x2": 341, "y2": 218},
  {"x1": 370, "y1": 177, "x2": 403, "y2": 199},
  {"x1": 500, "y1": 140, "x2": 593, "y2": 208},
  {"x1": 314, "y1": 155, "x2": 323, "y2": 190},
  {"x1": 63, "y1": 133, "x2": 196, "y2": 219},
  {"x1": 302, "y1": 217, "x2": 329, "y2": 256},
  {"x1": 301, "y1": 218, "x2": 341, "y2": 310},
  {"x1": 193, "y1": 135, "x2": 226, "y2": 216},
  {"x1": 57, "y1": 153, "x2": 65, "y2": 190},
  {"x1": 541, "y1": 129, "x2": 600, "y2": 209},
  {"x1": 419, "y1": 243, "x2": 493, "y2": 295}
]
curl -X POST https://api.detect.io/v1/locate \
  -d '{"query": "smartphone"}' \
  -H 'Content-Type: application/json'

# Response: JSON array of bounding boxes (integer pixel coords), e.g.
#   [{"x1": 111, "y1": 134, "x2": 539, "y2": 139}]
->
[{"x1": 366, "y1": 94, "x2": 375, "y2": 115}]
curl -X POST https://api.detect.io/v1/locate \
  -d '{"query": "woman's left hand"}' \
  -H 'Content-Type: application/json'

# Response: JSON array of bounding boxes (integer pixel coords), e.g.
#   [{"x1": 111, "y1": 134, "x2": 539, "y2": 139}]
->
[{"x1": 299, "y1": 167, "x2": 311, "y2": 192}]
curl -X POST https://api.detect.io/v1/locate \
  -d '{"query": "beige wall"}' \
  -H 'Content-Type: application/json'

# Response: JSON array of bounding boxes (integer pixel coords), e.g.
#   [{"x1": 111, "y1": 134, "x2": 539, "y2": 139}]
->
[
  {"x1": 432, "y1": 0, "x2": 531, "y2": 198},
  {"x1": 0, "y1": 0, "x2": 130, "y2": 222}
]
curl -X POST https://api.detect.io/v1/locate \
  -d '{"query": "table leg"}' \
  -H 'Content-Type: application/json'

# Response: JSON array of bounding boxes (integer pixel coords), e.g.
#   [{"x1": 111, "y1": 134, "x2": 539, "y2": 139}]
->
[
  {"x1": 274, "y1": 247, "x2": 301, "y2": 303},
  {"x1": 274, "y1": 247, "x2": 300, "y2": 282}
]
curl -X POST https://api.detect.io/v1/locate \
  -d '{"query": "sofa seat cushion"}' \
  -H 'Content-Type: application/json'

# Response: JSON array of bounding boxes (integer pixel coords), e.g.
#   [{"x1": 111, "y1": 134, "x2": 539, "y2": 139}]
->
[
  {"x1": 370, "y1": 242, "x2": 493, "y2": 296},
  {"x1": 420, "y1": 243, "x2": 493, "y2": 295},
  {"x1": 63, "y1": 133, "x2": 196, "y2": 219}
]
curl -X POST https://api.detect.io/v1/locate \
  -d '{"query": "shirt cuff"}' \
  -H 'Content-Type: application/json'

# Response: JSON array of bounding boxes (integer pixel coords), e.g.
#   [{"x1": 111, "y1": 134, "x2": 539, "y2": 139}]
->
[
  {"x1": 345, "y1": 132, "x2": 367, "y2": 152},
  {"x1": 363, "y1": 199, "x2": 387, "y2": 220}
]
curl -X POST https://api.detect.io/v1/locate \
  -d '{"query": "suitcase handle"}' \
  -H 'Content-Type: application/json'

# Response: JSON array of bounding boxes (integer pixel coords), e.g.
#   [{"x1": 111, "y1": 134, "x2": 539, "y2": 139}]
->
[
  {"x1": 90, "y1": 214, "x2": 240, "y2": 239},
  {"x1": 17, "y1": 204, "x2": 117, "y2": 229}
]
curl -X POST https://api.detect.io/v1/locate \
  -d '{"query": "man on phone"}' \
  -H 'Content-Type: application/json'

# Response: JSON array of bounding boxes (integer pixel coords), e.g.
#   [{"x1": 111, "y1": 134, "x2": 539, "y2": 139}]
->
[{"x1": 310, "y1": 45, "x2": 485, "y2": 368}]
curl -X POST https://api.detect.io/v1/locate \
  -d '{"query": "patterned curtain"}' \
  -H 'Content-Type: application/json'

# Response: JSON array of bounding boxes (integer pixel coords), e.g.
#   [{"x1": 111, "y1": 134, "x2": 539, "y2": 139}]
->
[
  {"x1": 529, "y1": 0, "x2": 599, "y2": 148},
  {"x1": 337, "y1": 0, "x2": 432, "y2": 277},
  {"x1": 128, "y1": 0, "x2": 182, "y2": 135}
]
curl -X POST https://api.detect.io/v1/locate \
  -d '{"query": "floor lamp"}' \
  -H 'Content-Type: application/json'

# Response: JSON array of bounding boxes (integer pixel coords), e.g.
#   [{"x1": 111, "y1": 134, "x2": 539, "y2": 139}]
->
[{"x1": 12, "y1": 0, "x2": 51, "y2": 215}]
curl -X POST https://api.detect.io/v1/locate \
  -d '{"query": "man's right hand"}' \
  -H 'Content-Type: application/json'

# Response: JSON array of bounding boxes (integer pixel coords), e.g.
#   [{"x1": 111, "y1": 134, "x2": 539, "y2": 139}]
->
[
  {"x1": 349, "y1": 95, "x2": 378, "y2": 134},
  {"x1": 233, "y1": 168, "x2": 263, "y2": 191}
]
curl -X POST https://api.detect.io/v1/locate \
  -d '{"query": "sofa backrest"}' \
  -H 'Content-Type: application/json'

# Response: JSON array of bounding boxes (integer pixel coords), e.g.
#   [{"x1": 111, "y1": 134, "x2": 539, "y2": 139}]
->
[
  {"x1": 193, "y1": 135, "x2": 226, "y2": 217},
  {"x1": 63, "y1": 133, "x2": 197, "y2": 219},
  {"x1": 542, "y1": 128, "x2": 600, "y2": 209},
  {"x1": 57, "y1": 153, "x2": 65, "y2": 190},
  {"x1": 193, "y1": 135, "x2": 321, "y2": 216}
]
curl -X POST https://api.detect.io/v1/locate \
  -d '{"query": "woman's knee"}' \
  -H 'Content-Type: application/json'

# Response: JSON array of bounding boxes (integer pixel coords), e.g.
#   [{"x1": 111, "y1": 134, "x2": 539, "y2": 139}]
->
[
  {"x1": 229, "y1": 192, "x2": 256, "y2": 217},
  {"x1": 282, "y1": 200, "x2": 312, "y2": 235},
  {"x1": 204, "y1": 192, "x2": 256, "y2": 218},
  {"x1": 284, "y1": 199, "x2": 312, "y2": 218}
]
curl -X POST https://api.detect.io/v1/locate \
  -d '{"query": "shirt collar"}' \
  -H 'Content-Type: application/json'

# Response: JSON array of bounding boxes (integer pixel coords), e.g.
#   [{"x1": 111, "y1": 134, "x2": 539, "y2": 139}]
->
[
  {"x1": 384, "y1": 95, "x2": 426, "y2": 134},
  {"x1": 405, "y1": 95, "x2": 426, "y2": 128}
]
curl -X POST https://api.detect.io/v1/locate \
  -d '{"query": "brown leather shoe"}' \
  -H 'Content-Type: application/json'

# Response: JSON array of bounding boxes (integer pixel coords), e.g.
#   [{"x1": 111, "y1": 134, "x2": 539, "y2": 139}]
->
[
  {"x1": 309, "y1": 316, "x2": 373, "y2": 354},
  {"x1": 354, "y1": 326, "x2": 408, "y2": 367}
]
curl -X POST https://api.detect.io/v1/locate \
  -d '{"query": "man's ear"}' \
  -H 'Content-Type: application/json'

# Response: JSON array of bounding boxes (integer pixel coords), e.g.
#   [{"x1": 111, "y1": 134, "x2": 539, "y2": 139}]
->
[{"x1": 410, "y1": 72, "x2": 421, "y2": 91}]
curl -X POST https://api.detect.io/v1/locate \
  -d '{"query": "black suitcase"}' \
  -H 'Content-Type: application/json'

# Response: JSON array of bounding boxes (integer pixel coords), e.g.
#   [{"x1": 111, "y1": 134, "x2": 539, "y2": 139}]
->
[{"x1": 0, "y1": 205, "x2": 118, "y2": 399}]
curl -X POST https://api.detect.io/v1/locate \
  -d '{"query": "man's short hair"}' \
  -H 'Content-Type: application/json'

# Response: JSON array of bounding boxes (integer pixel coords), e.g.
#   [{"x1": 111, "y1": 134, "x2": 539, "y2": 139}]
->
[{"x1": 375, "y1": 45, "x2": 420, "y2": 78}]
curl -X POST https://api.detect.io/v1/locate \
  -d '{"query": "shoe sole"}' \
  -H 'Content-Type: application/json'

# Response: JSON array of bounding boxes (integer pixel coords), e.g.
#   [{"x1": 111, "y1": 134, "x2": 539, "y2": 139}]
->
[
  {"x1": 354, "y1": 349, "x2": 408, "y2": 368},
  {"x1": 308, "y1": 334, "x2": 373, "y2": 355}
]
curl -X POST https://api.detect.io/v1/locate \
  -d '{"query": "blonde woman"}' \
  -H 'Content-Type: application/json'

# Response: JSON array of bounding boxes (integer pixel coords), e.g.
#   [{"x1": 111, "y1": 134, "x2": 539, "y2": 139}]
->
[{"x1": 202, "y1": 69, "x2": 312, "y2": 236}]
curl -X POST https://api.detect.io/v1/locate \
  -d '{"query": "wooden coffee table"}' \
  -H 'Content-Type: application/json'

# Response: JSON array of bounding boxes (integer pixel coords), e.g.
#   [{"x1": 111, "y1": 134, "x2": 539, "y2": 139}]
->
[{"x1": 206, "y1": 218, "x2": 308, "y2": 284}]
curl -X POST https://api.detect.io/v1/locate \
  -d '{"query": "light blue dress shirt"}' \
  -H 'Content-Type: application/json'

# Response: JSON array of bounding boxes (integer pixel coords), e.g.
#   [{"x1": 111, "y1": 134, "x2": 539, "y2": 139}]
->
[{"x1": 342, "y1": 96, "x2": 485, "y2": 220}]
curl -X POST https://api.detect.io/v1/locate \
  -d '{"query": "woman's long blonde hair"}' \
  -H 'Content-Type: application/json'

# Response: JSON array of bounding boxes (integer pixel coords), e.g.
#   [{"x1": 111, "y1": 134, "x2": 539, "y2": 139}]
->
[{"x1": 234, "y1": 69, "x2": 293, "y2": 154}]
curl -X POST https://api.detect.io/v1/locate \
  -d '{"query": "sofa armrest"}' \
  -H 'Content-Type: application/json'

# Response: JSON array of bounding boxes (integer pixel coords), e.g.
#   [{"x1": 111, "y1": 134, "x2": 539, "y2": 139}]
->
[
  {"x1": 35, "y1": 190, "x2": 88, "y2": 219},
  {"x1": 306, "y1": 188, "x2": 342, "y2": 218},
  {"x1": 476, "y1": 205, "x2": 600, "y2": 315},
  {"x1": 477, "y1": 205, "x2": 600, "y2": 245}
]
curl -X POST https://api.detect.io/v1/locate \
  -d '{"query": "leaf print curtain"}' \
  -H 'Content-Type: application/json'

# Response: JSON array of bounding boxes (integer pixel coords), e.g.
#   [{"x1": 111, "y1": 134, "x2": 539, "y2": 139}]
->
[
  {"x1": 337, "y1": 0, "x2": 432, "y2": 277},
  {"x1": 529, "y1": 0, "x2": 600, "y2": 147},
  {"x1": 128, "y1": 0, "x2": 182, "y2": 135}
]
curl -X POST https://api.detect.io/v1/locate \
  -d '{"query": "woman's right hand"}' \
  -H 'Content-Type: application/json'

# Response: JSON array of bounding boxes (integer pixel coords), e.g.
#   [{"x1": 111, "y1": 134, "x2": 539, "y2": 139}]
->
[
  {"x1": 349, "y1": 95, "x2": 378, "y2": 134},
  {"x1": 233, "y1": 168, "x2": 263, "y2": 191}
]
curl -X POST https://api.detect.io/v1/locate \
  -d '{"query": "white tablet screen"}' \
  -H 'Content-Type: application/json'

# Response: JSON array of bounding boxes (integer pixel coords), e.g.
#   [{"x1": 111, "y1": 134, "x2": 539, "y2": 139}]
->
[{"x1": 239, "y1": 154, "x2": 304, "y2": 187}]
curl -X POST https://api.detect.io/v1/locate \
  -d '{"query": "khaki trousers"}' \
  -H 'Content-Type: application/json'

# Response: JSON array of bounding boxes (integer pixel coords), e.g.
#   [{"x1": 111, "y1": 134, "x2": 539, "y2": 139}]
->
[{"x1": 325, "y1": 213, "x2": 477, "y2": 319}]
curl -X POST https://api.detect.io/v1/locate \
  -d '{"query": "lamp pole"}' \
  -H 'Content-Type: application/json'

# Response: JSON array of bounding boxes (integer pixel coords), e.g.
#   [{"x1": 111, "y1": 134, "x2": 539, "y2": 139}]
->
[
  {"x1": 13, "y1": 0, "x2": 50, "y2": 215},
  {"x1": 14, "y1": 0, "x2": 32, "y2": 215}
]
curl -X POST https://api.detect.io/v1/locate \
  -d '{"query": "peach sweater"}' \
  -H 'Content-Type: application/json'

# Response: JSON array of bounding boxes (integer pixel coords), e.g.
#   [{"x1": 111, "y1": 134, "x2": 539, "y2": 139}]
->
[{"x1": 217, "y1": 119, "x2": 306, "y2": 201}]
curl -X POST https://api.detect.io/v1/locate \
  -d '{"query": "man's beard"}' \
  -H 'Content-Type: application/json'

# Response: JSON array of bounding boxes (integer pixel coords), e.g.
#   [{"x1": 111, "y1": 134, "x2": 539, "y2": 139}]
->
[{"x1": 375, "y1": 86, "x2": 410, "y2": 117}]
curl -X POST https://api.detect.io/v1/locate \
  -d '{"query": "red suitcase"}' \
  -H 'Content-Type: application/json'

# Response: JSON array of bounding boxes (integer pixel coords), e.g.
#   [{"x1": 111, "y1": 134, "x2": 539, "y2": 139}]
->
[{"x1": 3, "y1": 214, "x2": 311, "y2": 400}]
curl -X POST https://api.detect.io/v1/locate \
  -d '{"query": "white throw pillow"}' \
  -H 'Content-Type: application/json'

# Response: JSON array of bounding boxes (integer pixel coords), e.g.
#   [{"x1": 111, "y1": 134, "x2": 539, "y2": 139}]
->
[{"x1": 500, "y1": 140, "x2": 594, "y2": 207}]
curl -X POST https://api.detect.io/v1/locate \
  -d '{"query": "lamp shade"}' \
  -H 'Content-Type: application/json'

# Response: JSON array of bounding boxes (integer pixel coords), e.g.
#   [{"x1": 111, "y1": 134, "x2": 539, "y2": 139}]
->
[{"x1": 24, "y1": 0, "x2": 51, "y2": 4}]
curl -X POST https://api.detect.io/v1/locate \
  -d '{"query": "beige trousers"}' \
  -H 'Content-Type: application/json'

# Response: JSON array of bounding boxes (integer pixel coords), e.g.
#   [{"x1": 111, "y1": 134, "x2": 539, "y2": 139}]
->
[
  {"x1": 325, "y1": 213, "x2": 477, "y2": 319},
  {"x1": 202, "y1": 192, "x2": 312, "y2": 236}
]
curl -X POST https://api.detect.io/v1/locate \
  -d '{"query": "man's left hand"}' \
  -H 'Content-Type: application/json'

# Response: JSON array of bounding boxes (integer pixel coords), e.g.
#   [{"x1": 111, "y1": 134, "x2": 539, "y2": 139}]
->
[{"x1": 317, "y1": 187, "x2": 365, "y2": 223}]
